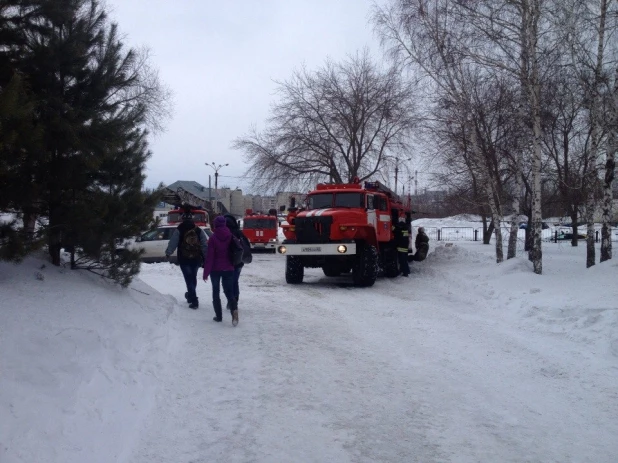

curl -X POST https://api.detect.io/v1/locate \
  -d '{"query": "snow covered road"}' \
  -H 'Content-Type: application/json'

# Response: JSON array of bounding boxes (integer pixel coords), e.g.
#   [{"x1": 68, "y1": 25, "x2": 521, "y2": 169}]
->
[{"x1": 128, "y1": 243, "x2": 618, "y2": 463}]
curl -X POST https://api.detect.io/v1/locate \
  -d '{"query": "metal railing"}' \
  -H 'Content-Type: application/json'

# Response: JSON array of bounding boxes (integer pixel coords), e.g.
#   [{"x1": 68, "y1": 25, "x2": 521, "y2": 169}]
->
[{"x1": 416, "y1": 226, "x2": 618, "y2": 243}]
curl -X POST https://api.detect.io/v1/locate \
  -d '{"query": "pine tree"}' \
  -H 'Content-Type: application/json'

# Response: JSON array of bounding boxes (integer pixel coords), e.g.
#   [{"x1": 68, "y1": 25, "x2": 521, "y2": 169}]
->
[{"x1": 0, "y1": 0, "x2": 169, "y2": 285}]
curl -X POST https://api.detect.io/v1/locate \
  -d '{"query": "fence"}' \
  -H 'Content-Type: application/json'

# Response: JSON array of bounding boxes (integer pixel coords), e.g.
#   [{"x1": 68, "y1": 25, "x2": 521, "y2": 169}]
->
[{"x1": 417, "y1": 226, "x2": 618, "y2": 243}]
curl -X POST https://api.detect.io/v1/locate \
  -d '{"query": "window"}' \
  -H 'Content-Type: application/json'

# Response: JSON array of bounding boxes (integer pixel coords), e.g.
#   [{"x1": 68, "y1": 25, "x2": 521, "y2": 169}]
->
[
  {"x1": 193, "y1": 212, "x2": 207, "y2": 223},
  {"x1": 141, "y1": 229, "x2": 160, "y2": 241},
  {"x1": 366, "y1": 195, "x2": 374, "y2": 210},
  {"x1": 308, "y1": 193, "x2": 333, "y2": 209},
  {"x1": 334, "y1": 192, "x2": 363, "y2": 208},
  {"x1": 244, "y1": 218, "x2": 277, "y2": 229},
  {"x1": 159, "y1": 228, "x2": 174, "y2": 240},
  {"x1": 167, "y1": 212, "x2": 181, "y2": 223},
  {"x1": 375, "y1": 196, "x2": 388, "y2": 211}
]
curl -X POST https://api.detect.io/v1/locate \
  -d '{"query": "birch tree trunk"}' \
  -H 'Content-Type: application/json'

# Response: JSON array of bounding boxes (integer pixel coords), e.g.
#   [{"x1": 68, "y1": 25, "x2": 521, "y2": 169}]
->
[
  {"x1": 472, "y1": 124, "x2": 504, "y2": 262},
  {"x1": 585, "y1": 0, "x2": 608, "y2": 268},
  {"x1": 507, "y1": 153, "x2": 524, "y2": 259},
  {"x1": 600, "y1": 67, "x2": 617, "y2": 262},
  {"x1": 522, "y1": 0, "x2": 543, "y2": 274}
]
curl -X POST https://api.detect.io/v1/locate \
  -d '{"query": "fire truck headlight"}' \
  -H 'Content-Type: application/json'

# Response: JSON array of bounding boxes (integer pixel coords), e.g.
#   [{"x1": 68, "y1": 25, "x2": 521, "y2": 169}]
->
[
  {"x1": 269, "y1": 238, "x2": 277, "y2": 242},
  {"x1": 337, "y1": 245, "x2": 347, "y2": 254},
  {"x1": 278, "y1": 245, "x2": 287, "y2": 254},
  {"x1": 339, "y1": 226, "x2": 348, "y2": 231}
]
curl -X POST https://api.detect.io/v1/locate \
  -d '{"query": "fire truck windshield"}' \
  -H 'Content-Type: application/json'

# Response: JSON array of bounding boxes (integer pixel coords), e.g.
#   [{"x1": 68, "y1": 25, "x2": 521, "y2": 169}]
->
[
  {"x1": 335, "y1": 192, "x2": 364, "y2": 208},
  {"x1": 308, "y1": 192, "x2": 364, "y2": 209},
  {"x1": 244, "y1": 218, "x2": 277, "y2": 229}
]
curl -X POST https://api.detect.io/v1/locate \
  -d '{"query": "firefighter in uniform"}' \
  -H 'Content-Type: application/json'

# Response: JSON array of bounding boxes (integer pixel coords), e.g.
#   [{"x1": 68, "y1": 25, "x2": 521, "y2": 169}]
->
[{"x1": 394, "y1": 217, "x2": 410, "y2": 277}]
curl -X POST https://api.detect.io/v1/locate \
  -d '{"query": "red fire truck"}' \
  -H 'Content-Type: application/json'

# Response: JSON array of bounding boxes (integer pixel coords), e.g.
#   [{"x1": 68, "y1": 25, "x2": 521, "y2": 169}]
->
[
  {"x1": 166, "y1": 207, "x2": 210, "y2": 228},
  {"x1": 242, "y1": 209, "x2": 278, "y2": 252},
  {"x1": 277, "y1": 179, "x2": 412, "y2": 286}
]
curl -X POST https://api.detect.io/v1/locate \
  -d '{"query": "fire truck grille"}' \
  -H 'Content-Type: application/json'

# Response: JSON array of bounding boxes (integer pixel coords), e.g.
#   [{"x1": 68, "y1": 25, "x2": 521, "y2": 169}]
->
[{"x1": 295, "y1": 216, "x2": 333, "y2": 243}]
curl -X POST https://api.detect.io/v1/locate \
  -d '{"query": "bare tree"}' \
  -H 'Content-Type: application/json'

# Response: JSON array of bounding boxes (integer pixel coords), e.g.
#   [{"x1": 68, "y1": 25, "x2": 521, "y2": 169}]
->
[
  {"x1": 541, "y1": 69, "x2": 589, "y2": 247},
  {"x1": 580, "y1": 0, "x2": 611, "y2": 267},
  {"x1": 374, "y1": 0, "x2": 517, "y2": 262},
  {"x1": 453, "y1": 0, "x2": 552, "y2": 274},
  {"x1": 233, "y1": 50, "x2": 418, "y2": 193},
  {"x1": 556, "y1": 0, "x2": 618, "y2": 265},
  {"x1": 602, "y1": 68, "x2": 618, "y2": 260}
]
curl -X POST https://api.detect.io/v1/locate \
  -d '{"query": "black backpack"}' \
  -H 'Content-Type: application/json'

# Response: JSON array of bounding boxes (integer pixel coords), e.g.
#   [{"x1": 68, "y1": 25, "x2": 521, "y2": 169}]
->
[
  {"x1": 239, "y1": 233, "x2": 252, "y2": 264},
  {"x1": 181, "y1": 227, "x2": 201, "y2": 259},
  {"x1": 229, "y1": 235, "x2": 244, "y2": 266}
]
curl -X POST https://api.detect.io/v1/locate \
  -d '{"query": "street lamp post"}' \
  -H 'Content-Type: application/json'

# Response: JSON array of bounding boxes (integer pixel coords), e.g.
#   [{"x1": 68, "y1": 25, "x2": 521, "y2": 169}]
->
[{"x1": 205, "y1": 162, "x2": 229, "y2": 215}]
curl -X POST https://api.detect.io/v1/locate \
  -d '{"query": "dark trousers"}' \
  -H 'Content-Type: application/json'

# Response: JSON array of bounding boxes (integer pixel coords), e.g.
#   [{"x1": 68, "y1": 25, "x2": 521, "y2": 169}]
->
[
  {"x1": 179, "y1": 261, "x2": 201, "y2": 303},
  {"x1": 232, "y1": 266, "x2": 242, "y2": 301},
  {"x1": 210, "y1": 270, "x2": 235, "y2": 308},
  {"x1": 398, "y1": 251, "x2": 410, "y2": 276}
]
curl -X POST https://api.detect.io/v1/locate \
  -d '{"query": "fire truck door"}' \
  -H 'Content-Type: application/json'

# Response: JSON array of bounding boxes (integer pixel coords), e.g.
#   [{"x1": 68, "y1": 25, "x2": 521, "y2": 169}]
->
[
  {"x1": 375, "y1": 195, "x2": 391, "y2": 241},
  {"x1": 366, "y1": 194, "x2": 377, "y2": 230}
]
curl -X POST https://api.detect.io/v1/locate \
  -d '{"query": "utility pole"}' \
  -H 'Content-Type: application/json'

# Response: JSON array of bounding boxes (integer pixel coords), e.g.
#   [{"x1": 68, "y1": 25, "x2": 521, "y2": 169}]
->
[
  {"x1": 395, "y1": 164, "x2": 399, "y2": 195},
  {"x1": 206, "y1": 162, "x2": 229, "y2": 215},
  {"x1": 208, "y1": 175, "x2": 212, "y2": 207},
  {"x1": 394, "y1": 156, "x2": 411, "y2": 195}
]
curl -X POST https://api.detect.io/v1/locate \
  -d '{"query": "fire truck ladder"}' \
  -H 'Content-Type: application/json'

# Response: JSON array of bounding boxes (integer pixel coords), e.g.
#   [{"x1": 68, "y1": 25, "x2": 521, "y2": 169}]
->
[
  {"x1": 364, "y1": 180, "x2": 402, "y2": 202},
  {"x1": 161, "y1": 186, "x2": 210, "y2": 210}
]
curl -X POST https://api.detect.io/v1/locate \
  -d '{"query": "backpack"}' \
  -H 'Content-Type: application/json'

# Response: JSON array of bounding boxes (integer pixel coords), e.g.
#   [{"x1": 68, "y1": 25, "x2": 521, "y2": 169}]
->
[
  {"x1": 229, "y1": 235, "x2": 244, "y2": 266},
  {"x1": 181, "y1": 227, "x2": 202, "y2": 260},
  {"x1": 239, "y1": 233, "x2": 252, "y2": 264}
]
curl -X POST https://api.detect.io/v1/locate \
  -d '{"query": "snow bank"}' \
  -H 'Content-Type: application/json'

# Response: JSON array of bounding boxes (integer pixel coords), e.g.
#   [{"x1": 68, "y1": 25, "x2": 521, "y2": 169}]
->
[{"x1": 0, "y1": 256, "x2": 175, "y2": 463}]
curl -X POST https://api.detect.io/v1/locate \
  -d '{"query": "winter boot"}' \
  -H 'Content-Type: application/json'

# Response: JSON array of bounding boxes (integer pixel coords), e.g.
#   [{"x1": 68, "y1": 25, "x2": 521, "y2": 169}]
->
[
  {"x1": 185, "y1": 292, "x2": 190, "y2": 303},
  {"x1": 189, "y1": 297, "x2": 199, "y2": 309},
  {"x1": 229, "y1": 298, "x2": 239, "y2": 327},
  {"x1": 213, "y1": 299, "x2": 223, "y2": 322}
]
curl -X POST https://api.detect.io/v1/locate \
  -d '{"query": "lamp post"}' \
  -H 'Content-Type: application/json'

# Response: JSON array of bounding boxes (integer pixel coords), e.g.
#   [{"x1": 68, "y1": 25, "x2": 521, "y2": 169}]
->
[{"x1": 205, "y1": 162, "x2": 229, "y2": 214}]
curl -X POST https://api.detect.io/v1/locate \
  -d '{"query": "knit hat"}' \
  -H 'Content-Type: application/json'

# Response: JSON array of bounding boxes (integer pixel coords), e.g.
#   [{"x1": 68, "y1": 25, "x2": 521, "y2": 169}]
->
[{"x1": 213, "y1": 215, "x2": 227, "y2": 228}]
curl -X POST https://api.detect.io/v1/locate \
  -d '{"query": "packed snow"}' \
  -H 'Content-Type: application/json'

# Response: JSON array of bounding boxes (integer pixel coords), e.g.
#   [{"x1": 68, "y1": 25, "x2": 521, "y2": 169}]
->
[{"x1": 1, "y1": 218, "x2": 618, "y2": 463}]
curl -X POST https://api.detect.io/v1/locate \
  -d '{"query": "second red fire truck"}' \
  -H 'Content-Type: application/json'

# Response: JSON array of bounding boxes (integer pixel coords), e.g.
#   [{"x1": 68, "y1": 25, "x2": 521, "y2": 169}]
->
[{"x1": 242, "y1": 209, "x2": 279, "y2": 252}]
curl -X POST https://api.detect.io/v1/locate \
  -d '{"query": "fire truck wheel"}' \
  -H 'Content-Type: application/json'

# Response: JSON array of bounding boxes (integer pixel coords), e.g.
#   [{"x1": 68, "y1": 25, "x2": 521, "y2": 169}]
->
[
  {"x1": 353, "y1": 244, "x2": 378, "y2": 287},
  {"x1": 383, "y1": 247, "x2": 399, "y2": 278},
  {"x1": 285, "y1": 256, "x2": 304, "y2": 284}
]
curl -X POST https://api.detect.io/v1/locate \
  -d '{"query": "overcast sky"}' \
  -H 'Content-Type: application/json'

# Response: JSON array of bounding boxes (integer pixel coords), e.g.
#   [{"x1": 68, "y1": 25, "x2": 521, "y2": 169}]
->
[{"x1": 105, "y1": 0, "x2": 383, "y2": 193}]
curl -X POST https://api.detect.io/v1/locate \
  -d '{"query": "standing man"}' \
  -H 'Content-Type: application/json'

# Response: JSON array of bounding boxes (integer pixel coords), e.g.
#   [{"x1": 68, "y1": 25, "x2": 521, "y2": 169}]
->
[
  {"x1": 394, "y1": 217, "x2": 410, "y2": 277},
  {"x1": 165, "y1": 205, "x2": 208, "y2": 309},
  {"x1": 414, "y1": 226, "x2": 430, "y2": 261}
]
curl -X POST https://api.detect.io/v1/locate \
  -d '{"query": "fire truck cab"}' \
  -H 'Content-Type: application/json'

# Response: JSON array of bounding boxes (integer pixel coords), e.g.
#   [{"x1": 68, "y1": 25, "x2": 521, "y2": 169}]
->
[
  {"x1": 278, "y1": 179, "x2": 412, "y2": 287},
  {"x1": 166, "y1": 207, "x2": 210, "y2": 228},
  {"x1": 242, "y1": 208, "x2": 278, "y2": 252}
]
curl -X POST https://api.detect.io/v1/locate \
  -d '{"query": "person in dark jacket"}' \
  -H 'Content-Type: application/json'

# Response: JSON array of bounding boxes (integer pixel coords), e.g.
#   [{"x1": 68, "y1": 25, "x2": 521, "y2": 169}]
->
[
  {"x1": 394, "y1": 217, "x2": 410, "y2": 277},
  {"x1": 414, "y1": 226, "x2": 430, "y2": 261},
  {"x1": 224, "y1": 213, "x2": 251, "y2": 305},
  {"x1": 202, "y1": 215, "x2": 238, "y2": 325},
  {"x1": 165, "y1": 207, "x2": 208, "y2": 309}
]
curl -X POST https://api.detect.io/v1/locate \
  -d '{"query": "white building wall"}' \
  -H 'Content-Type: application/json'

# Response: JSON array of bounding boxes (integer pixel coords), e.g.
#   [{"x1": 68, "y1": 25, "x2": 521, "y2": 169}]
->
[{"x1": 230, "y1": 189, "x2": 244, "y2": 216}]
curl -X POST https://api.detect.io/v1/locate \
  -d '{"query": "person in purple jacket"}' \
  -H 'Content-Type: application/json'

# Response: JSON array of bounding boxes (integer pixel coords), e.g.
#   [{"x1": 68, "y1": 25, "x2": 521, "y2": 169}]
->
[{"x1": 203, "y1": 215, "x2": 239, "y2": 326}]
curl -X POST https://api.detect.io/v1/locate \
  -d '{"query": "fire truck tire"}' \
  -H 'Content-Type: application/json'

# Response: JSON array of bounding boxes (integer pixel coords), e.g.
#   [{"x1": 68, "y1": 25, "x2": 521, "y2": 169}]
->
[
  {"x1": 383, "y1": 247, "x2": 399, "y2": 278},
  {"x1": 353, "y1": 244, "x2": 378, "y2": 287},
  {"x1": 285, "y1": 256, "x2": 304, "y2": 284}
]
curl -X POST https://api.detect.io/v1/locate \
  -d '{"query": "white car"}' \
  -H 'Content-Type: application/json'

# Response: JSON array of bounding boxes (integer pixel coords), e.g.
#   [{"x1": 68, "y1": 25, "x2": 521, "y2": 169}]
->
[{"x1": 118, "y1": 225, "x2": 212, "y2": 263}]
